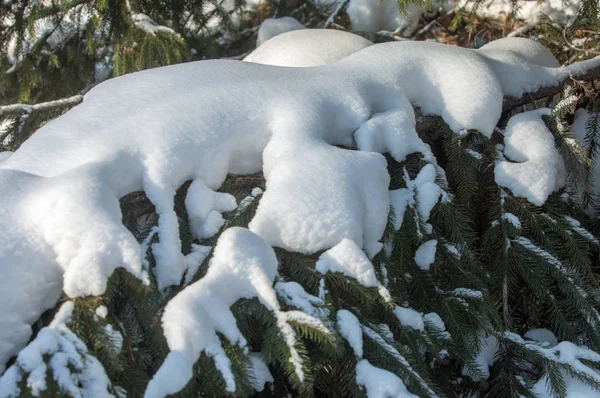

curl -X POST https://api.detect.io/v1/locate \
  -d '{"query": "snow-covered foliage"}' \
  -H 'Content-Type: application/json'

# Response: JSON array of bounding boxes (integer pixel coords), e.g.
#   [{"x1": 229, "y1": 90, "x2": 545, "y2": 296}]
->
[
  {"x1": 0, "y1": 302, "x2": 113, "y2": 397},
  {"x1": 1, "y1": 34, "x2": 600, "y2": 396}
]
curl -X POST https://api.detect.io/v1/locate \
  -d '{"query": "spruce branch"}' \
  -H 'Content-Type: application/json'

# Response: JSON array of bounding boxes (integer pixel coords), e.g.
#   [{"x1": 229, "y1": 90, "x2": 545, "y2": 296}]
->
[
  {"x1": 502, "y1": 57, "x2": 600, "y2": 111},
  {"x1": 0, "y1": 94, "x2": 84, "y2": 116}
]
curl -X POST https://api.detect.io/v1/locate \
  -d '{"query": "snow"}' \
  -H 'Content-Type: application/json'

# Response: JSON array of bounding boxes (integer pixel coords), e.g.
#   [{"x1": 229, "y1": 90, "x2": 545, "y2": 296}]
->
[
  {"x1": 355, "y1": 359, "x2": 418, "y2": 398},
  {"x1": 502, "y1": 212, "x2": 521, "y2": 230},
  {"x1": 315, "y1": 239, "x2": 390, "y2": 300},
  {"x1": 0, "y1": 302, "x2": 113, "y2": 398},
  {"x1": 390, "y1": 164, "x2": 443, "y2": 231},
  {"x1": 414, "y1": 240, "x2": 437, "y2": 271},
  {"x1": 275, "y1": 281, "x2": 327, "y2": 318},
  {"x1": 183, "y1": 244, "x2": 212, "y2": 285},
  {"x1": 95, "y1": 306, "x2": 108, "y2": 319},
  {"x1": 524, "y1": 328, "x2": 558, "y2": 348},
  {"x1": 255, "y1": 17, "x2": 306, "y2": 47},
  {"x1": 247, "y1": 353, "x2": 274, "y2": 392},
  {"x1": 460, "y1": 0, "x2": 582, "y2": 26},
  {"x1": 423, "y1": 313, "x2": 450, "y2": 338},
  {"x1": 495, "y1": 109, "x2": 563, "y2": 206},
  {"x1": 0, "y1": 151, "x2": 13, "y2": 163},
  {"x1": 563, "y1": 216, "x2": 598, "y2": 243},
  {"x1": 145, "y1": 228, "x2": 327, "y2": 396},
  {"x1": 246, "y1": 29, "x2": 372, "y2": 67},
  {"x1": 145, "y1": 228, "x2": 279, "y2": 396},
  {"x1": 0, "y1": 38, "x2": 595, "y2": 373},
  {"x1": 132, "y1": 13, "x2": 178, "y2": 36},
  {"x1": 337, "y1": 310, "x2": 363, "y2": 357},
  {"x1": 464, "y1": 334, "x2": 499, "y2": 380},
  {"x1": 393, "y1": 306, "x2": 425, "y2": 331},
  {"x1": 185, "y1": 178, "x2": 237, "y2": 239},
  {"x1": 504, "y1": 331, "x2": 600, "y2": 398},
  {"x1": 572, "y1": 108, "x2": 600, "y2": 216}
]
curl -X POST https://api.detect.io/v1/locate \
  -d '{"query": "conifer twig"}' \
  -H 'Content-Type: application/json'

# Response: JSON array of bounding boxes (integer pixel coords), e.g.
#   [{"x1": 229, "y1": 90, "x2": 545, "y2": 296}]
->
[
  {"x1": 324, "y1": 0, "x2": 350, "y2": 28},
  {"x1": 0, "y1": 95, "x2": 84, "y2": 117}
]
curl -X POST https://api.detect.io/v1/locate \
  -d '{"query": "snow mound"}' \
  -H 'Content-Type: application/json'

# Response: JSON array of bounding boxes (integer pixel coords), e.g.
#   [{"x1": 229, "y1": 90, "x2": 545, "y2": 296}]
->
[
  {"x1": 495, "y1": 109, "x2": 563, "y2": 206},
  {"x1": 245, "y1": 29, "x2": 372, "y2": 67},
  {"x1": 0, "y1": 38, "x2": 595, "y2": 373},
  {"x1": 256, "y1": 17, "x2": 306, "y2": 46}
]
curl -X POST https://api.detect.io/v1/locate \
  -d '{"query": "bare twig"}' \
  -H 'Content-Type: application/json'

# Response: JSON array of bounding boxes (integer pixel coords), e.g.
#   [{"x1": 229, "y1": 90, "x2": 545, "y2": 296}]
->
[
  {"x1": 506, "y1": 23, "x2": 536, "y2": 38},
  {"x1": 0, "y1": 95, "x2": 84, "y2": 117},
  {"x1": 324, "y1": 0, "x2": 350, "y2": 28},
  {"x1": 562, "y1": 26, "x2": 600, "y2": 56}
]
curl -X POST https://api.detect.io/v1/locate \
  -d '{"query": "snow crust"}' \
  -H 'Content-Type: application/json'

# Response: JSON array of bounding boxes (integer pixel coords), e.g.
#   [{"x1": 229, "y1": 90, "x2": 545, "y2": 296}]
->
[
  {"x1": 355, "y1": 359, "x2": 418, "y2": 398},
  {"x1": 495, "y1": 109, "x2": 563, "y2": 206},
  {"x1": 255, "y1": 17, "x2": 306, "y2": 47},
  {"x1": 245, "y1": 29, "x2": 372, "y2": 67},
  {"x1": 0, "y1": 38, "x2": 594, "y2": 374}
]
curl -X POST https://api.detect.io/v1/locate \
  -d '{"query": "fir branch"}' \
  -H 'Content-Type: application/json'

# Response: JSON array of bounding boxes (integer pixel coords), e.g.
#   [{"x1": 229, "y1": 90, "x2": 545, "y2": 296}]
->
[{"x1": 0, "y1": 94, "x2": 83, "y2": 116}]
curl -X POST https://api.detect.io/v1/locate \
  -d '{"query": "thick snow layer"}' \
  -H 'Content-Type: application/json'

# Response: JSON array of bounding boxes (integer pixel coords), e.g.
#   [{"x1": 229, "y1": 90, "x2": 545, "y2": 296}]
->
[
  {"x1": 245, "y1": 29, "x2": 372, "y2": 67},
  {"x1": 0, "y1": 302, "x2": 113, "y2": 398},
  {"x1": 478, "y1": 38, "x2": 560, "y2": 97},
  {"x1": 355, "y1": 359, "x2": 418, "y2": 398},
  {"x1": 495, "y1": 109, "x2": 563, "y2": 206},
  {"x1": 0, "y1": 39, "x2": 595, "y2": 373},
  {"x1": 255, "y1": 17, "x2": 306, "y2": 47},
  {"x1": 414, "y1": 240, "x2": 437, "y2": 271},
  {"x1": 337, "y1": 310, "x2": 363, "y2": 357}
]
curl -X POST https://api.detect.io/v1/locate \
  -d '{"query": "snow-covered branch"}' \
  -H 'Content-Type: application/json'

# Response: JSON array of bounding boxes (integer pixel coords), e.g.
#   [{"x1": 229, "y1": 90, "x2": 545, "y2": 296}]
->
[
  {"x1": 502, "y1": 57, "x2": 600, "y2": 110},
  {"x1": 0, "y1": 95, "x2": 84, "y2": 117}
]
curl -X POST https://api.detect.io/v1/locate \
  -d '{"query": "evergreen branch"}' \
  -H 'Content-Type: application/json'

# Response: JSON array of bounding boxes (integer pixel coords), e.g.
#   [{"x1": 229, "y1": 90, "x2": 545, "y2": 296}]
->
[
  {"x1": 503, "y1": 58, "x2": 600, "y2": 111},
  {"x1": 0, "y1": 94, "x2": 83, "y2": 116}
]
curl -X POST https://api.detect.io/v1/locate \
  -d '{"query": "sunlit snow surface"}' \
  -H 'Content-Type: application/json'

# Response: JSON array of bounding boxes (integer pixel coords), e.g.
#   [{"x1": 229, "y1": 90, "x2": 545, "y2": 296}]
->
[{"x1": 0, "y1": 38, "x2": 599, "y2": 390}]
